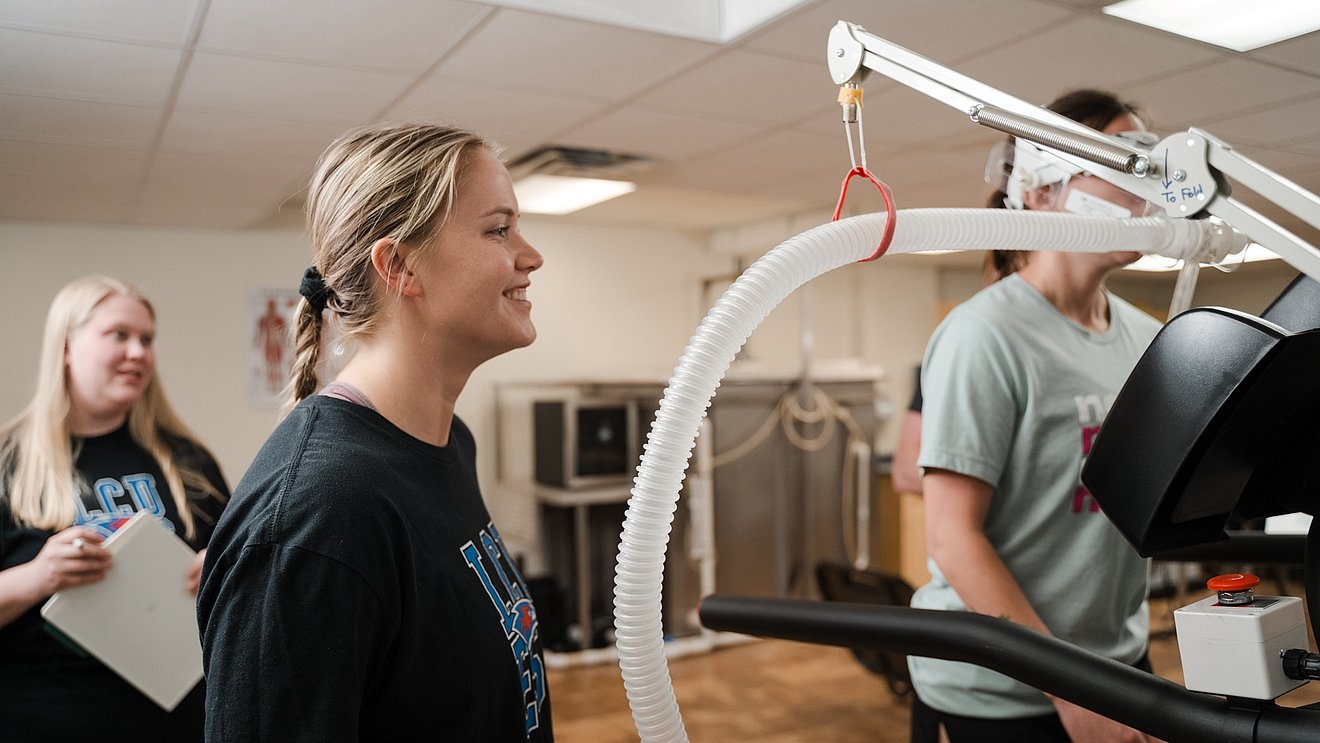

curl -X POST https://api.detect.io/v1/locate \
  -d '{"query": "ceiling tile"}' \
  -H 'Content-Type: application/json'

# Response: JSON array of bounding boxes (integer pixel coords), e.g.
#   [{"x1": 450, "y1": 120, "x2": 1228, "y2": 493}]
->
[
  {"x1": 385, "y1": 77, "x2": 610, "y2": 159},
  {"x1": 631, "y1": 49, "x2": 838, "y2": 127},
  {"x1": 887, "y1": 177, "x2": 998, "y2": 209},
  {"x1": 1246, "y1": 31, "x2": 1320, "y2": 77},
  {"x1": 481, "y1": 0, "x2": 723, "y2": 41},
  {"x1": 741, "y1": 0, "x2": 1074, "y2": 64},
  {"x1": 870, "y1": 143, "x2": 992, "y2": 192},
  {"x1": 434, "y1": 9, "x2": 715, "y2": 102},
  {"x1": 177, "y1": 52, "x2": 413, "y2": 123},
  {"x1": 0, "y1": 27, "x2": 183, "y2": 105},
  {"x1": 0, "y1": 139, "x2": 151, "y2": 178},
  {"x1": 135, "y1": 152, "x2": 308, "y2": 228},
  {"x1": 561, "y1": 185, "x2": 806, "y2": 232},
  {"x1": 198, "y1": 0, "x2": 491, "y2": 73},
  {"x1": 0, "y1": 172, "x2": 137, "y2": 223},
  {"x1": 1192, "y1": 97, "x2": 1320, "y2": 151},
  {"x1": 555, "y1": 106, "x2": 761, "y2": 163},
  {"x1": 639, "y1": 128, "x2": 858, "y2": 201},
  {"x1": 0, "y1": 93, "x2": 162, "y2": 148},
  {"x1": 1046, "y1": 0, "x2": 1113, "y2": 7},
  {"x1": 159, "y1": 110, "x2": 350, "y2": 163},
  {"x1": 792, "y1": 87, "x2": 1005, "y2": 152},
  {"x1": 0, "y1": 138, "x2": 147, "y2": 222},
  {"x1": 957, "y1": 15, "x2": 1224, "y2": 107},
  {"x1": 1128, "y1": 58, "x2": 1320, "y2": 134},
  {"x1": 1292, "y1": 135, "x2": 1320, "y2": 159},
  {"x1": 0, "y1": 0, "x2": 1314, "y2": 235},
  {"x1": 0, "y1": 0, "x2": 201, "y2": 45}
]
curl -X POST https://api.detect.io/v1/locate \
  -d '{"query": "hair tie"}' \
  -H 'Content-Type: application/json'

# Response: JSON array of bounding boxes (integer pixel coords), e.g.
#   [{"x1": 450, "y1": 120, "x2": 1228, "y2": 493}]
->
[{"x1": 299, "y1": 266, "x2": 332, "y2": 313}]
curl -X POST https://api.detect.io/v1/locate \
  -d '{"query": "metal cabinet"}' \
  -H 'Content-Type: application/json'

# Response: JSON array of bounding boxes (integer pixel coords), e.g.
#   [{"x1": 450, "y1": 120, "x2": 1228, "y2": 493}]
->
[{"x1": 664, "y1": 377, "x2": 879, "y2": 637}]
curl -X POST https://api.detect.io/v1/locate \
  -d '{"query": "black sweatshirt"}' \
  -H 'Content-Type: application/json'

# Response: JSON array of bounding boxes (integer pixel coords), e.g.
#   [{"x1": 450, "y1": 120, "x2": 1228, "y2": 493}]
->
[
  {"x1": 198, "y1": 396, "x2": 553, "y2": 742},
  {"x1": 0, "y1": 425, "x2": 228, "y2": 743}
]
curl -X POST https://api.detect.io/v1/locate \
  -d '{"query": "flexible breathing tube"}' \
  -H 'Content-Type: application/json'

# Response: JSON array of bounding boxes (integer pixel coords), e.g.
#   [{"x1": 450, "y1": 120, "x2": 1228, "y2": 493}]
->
[{"x1": 613, "y1": 208, "x2": 1242, "y2": 743}]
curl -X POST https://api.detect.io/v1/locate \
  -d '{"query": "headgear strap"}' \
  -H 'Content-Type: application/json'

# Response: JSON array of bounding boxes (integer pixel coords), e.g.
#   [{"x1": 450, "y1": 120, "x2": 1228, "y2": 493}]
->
[{"x1": 299, "y1": 266, "x2": 332, "y2": 313}]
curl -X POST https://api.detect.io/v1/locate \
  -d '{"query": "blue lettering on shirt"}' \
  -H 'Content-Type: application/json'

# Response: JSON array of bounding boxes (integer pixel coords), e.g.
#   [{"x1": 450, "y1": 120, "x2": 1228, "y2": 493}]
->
[
  {"x1": 75, "y1": 472, "x2": 174, "y2": 537},
  {"x1": 461, "y1": 522, "x2": 547, "y2": 737}
]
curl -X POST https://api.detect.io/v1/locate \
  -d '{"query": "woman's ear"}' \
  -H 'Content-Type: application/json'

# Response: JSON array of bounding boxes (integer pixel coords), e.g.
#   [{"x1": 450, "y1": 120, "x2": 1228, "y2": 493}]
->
[{"x1": 370, "y1": 238, "x2": 422, "y2": 297}]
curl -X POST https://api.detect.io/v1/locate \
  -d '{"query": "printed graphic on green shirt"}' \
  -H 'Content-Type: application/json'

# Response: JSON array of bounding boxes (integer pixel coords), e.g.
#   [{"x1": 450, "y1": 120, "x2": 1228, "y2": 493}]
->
[{"x1": 1072, "y1": 392, "x2": 1116, "y2": 514}]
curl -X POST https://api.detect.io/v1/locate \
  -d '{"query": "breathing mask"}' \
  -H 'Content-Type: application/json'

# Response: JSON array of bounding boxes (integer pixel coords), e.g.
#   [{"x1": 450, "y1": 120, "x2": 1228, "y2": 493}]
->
[{"x1": 986, "y1": 131, "x2": 1158, "y2": 216}]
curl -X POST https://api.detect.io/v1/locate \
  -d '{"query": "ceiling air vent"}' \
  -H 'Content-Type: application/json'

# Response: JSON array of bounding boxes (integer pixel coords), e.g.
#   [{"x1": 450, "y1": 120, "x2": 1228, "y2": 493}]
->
[
  {"x1": 508, "y1": 145, "x2": 651, "y2": 215},
  {"x1": 507, "y1": 145, "x2": 654, "y2": 179}
]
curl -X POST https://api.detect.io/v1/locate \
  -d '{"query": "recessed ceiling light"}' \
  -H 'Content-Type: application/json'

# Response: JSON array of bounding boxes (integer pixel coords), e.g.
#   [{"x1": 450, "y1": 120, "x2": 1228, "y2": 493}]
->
[
  {"x1": 476, "y1": 0, "x2": 812, "y2": 42},
  {"x1": 1103, "y1": 0, "x2": 1320, "y2": 52},
  {"x1": 513, "y1": 174, "x2": 637, "y2": 216}
]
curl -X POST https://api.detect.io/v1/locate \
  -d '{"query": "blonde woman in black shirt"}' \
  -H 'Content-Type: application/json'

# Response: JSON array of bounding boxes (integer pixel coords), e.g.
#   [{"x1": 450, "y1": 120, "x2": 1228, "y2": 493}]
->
[
  {"x1": 199, "y1": 123, "x2": 552, "y2": 742},
  {"x1": 0, "y1": 275, "x2": 229, "y2": 742}
]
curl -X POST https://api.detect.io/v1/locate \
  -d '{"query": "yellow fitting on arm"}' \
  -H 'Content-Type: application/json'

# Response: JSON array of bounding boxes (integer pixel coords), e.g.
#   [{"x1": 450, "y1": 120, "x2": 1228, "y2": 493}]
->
[{"x1": 837, "y1": 86, "x2": 864, "y2": 107}]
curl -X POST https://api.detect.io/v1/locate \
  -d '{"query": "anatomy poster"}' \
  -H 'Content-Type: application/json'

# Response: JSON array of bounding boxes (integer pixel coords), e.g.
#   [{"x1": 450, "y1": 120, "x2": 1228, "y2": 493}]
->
[{"x1": 248, "y1": 288, "x2": 299, "y2": 409}]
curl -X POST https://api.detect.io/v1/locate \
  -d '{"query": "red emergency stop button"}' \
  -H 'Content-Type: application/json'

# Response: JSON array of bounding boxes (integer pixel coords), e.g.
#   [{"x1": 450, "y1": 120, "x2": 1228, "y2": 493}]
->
[
  {"x1": 1207, "y1": 573, "x2": 1261, "y2": 592},
  {"x1": 1208, "y1": 573, "x2": 1260, "y2": 606}
]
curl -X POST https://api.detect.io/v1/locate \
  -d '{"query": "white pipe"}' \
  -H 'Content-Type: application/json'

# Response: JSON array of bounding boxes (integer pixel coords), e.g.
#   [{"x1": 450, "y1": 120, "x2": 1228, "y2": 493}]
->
[
  {"x1": 613, "y1": 208, "x2": 1238, "y2": 743},
  {"x1": 852, "y1": 439, "x2": 872, "y2": 572},
  {"x1": 693, "y1": 418, "x2": 716, "y2": 602},
  {"x1": 798, "y1": 282, "x2": 814, "y2": 408},
  {"x1": 1169, "y1": 261, "x2": 1201, "y2": 318}
]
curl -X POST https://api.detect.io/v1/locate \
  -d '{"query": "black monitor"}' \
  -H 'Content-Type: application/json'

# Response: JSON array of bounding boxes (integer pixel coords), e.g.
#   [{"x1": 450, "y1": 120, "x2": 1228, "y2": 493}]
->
[
  {"x1": 1082, "y1": 275, "x2": 1320, "y2": 556},
  {"x1": 1261, "y1": 273, "x2": 1320, "y2": 333}
]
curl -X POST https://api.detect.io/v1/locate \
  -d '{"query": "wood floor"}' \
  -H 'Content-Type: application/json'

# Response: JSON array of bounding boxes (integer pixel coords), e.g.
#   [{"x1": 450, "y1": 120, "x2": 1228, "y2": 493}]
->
[
  {"x1": 548, "y1": 593, "x2": 1320, "y2": 742},
  {"x1": 549, "y1": 638, "x2": 906, "y2": 743}
]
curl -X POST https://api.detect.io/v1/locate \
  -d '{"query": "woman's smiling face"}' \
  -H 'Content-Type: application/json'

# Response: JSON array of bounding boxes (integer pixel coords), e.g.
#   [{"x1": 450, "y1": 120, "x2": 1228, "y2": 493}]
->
[
  {"x1": 65, "y1": 293, "x2": 156, "y2": 426},
  {"x1": 410, "y1": 146, "x2": 544, "y2": 367}
]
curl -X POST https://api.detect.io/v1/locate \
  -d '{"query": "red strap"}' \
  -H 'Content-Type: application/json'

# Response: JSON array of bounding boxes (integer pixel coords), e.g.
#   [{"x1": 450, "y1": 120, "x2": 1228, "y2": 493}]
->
[{"x1": 832, "y1": 166, "x2": 897, "y2": 262}]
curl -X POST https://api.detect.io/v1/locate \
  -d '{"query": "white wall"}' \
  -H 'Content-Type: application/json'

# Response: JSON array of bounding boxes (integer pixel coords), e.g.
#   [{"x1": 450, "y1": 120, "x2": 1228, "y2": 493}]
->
[
  {"x1": 0, "y1": 222, "x2": 309, "y2": 489},
  {"x1": 737, "y1": 256, "x2": 945, "y2": 431},
  {"x1": 2, "y1": 216, "x2": 1297, "y2": 564},
  {"x1": 0, "y1": 218, "x2": 733, "y2": 545}
]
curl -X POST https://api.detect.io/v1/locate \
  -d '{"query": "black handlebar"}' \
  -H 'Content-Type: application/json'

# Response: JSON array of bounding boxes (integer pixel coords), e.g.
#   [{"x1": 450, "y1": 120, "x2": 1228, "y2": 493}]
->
[
  {"x1": 698, "y1": 595, "x2": 1320, "y2": 743},
  {"x1": 1153, "y1": 532, "x2": 1307, "y2": 565}
]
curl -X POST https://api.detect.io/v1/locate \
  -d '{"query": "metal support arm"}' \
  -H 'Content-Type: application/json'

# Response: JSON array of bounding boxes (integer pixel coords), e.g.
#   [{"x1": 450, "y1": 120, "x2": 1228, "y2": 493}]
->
[{"x1": 827, "y1": 20, "x2": 1320, "y2": 282}]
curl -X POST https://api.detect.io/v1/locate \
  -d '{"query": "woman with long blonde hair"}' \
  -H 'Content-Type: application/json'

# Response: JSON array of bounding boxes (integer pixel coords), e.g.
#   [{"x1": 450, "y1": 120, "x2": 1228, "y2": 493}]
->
[
  {"x1": 199, "y1": 123, "x2": 552, "y2": 742},
  {"x1": 0, "y1": 275, "x2": 229, "y2": 742}
]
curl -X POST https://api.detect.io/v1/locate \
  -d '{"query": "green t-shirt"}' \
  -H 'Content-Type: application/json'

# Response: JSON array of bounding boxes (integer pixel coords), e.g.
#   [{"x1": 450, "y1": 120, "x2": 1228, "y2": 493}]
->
[{"x1": 910, "y1": 273, "x2": 1162, "y2": 718}]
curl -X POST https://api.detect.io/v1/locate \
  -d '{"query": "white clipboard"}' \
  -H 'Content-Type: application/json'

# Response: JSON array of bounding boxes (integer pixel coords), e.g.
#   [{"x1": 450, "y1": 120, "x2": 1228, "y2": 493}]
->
[{"x1": 40, "y1": 510, "x2": 203, "y2": 711}]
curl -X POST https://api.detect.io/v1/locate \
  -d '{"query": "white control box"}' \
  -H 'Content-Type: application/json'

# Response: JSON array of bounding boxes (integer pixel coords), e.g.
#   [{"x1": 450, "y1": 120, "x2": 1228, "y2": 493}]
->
[{"x1": 1174, "y1": 593, "x2": 1309, "y2": 699}]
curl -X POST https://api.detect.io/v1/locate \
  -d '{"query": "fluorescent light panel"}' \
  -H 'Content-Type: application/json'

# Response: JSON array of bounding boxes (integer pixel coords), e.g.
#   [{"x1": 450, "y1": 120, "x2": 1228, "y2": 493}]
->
[
  {"x1": 1124, "y1": 242, "x2": 1280, "y2": 272},
  {"x1": 478, "y1": 0, "x2": 812, "y2": 43},
  {"x1": 905, "y1": 244, "x2": 1281, "y2": 271},
  {"x1": 514, "y1": 174, "x2": 636, "y2": 215},
  {"x1": 1103, "y1": 0, "x2": 1320, "y2": 52}
]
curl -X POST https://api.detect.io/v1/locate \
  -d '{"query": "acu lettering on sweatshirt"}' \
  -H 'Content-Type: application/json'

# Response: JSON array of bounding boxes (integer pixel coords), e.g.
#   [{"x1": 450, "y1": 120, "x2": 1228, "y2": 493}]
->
[{"x1": 461, "y1": 522, "x2": 548, "y2": 737}]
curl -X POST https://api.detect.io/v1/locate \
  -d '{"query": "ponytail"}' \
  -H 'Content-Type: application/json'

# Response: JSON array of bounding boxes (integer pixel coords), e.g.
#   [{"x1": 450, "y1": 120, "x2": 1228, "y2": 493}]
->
[
  {"x1": 286, "y1": 266, "x2": 333, "y2": 412},
  {"x1": 287, "y1": 297, "x2": 325, "y2": 410}
]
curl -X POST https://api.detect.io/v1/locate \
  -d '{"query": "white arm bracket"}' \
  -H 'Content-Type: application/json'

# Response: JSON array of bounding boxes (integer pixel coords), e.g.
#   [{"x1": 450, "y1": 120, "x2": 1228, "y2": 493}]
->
[{"x1": 827, "y1": 20, "x2": 1320, "y2": 283}]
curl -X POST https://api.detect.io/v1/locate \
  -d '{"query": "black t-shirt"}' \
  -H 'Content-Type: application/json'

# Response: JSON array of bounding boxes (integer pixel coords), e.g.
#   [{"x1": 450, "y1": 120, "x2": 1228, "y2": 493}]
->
[
  {"x1": 199, "y1": 396, "x2": 554, "y2": 742},
  {"x1": 909, "y1": 365, "x2": 924, "y2": 413},
  {"x1": 0, "y1": 425, "x2": 229, "y2": 743}
]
